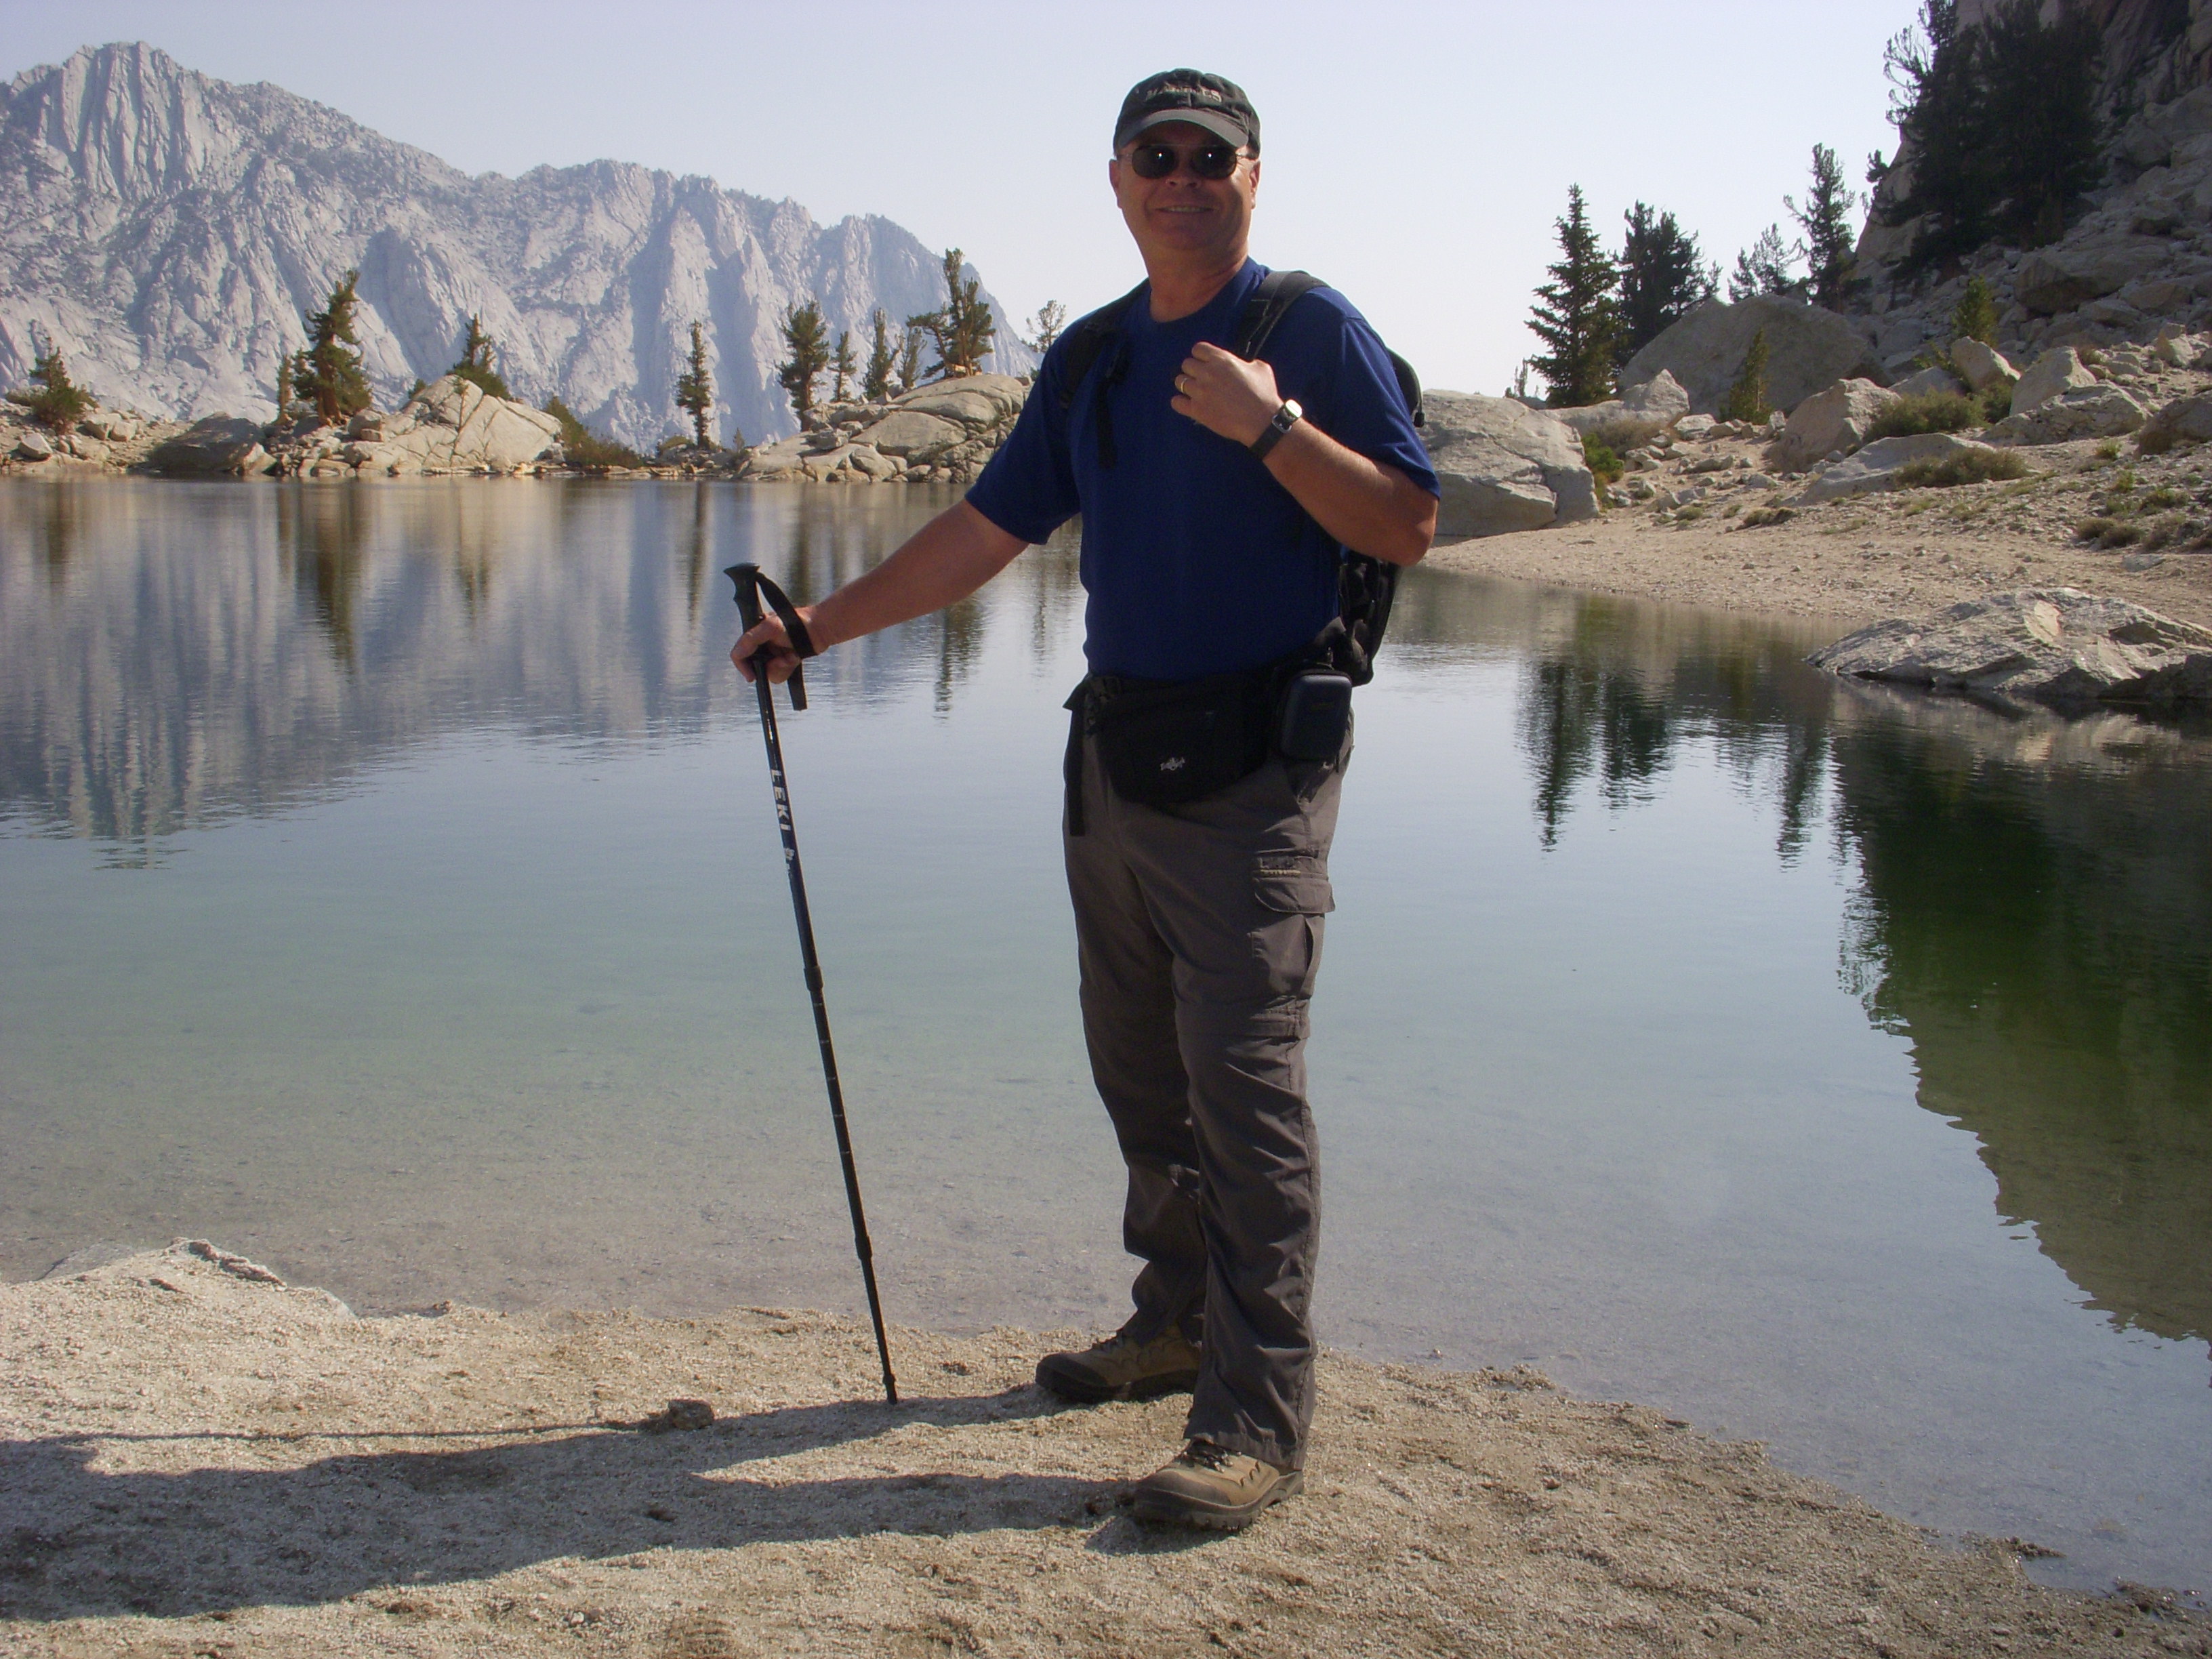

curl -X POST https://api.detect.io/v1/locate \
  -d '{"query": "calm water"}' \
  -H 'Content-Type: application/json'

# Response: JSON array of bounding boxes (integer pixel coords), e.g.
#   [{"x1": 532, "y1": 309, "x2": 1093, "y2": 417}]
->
[{"x1": 2, "y1": 478, "x2": 2208, "y2": 1596}]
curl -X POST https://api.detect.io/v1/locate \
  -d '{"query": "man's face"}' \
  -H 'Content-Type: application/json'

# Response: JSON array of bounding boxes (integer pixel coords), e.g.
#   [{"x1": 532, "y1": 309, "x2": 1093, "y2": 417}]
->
[{"x1": 1109, "y1": 120, "x2": 1260, "y2": 264}]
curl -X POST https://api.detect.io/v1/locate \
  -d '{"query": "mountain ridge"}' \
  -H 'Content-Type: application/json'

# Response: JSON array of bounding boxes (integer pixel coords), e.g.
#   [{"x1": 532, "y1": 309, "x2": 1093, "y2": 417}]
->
[{"x1": 0, "y1": 42, "x2": 1031, "y2": 447}]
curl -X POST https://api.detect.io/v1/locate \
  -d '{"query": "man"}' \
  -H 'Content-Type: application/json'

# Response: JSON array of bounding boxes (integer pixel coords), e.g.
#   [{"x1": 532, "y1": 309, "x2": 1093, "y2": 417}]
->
[{"x1": 733, "y1": 68, "x2": 1436, "y2": 1528}]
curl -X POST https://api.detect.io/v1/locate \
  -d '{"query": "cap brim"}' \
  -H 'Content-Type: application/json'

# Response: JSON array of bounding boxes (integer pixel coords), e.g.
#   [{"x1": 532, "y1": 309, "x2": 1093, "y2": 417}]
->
[{"x1": 1121, "y1": 108, "x2": 1250, "y2": 150}]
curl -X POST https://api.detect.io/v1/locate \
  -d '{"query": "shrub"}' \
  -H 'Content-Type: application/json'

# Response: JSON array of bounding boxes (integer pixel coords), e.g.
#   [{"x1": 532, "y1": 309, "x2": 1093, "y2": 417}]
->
[
  {"x1": 2074, "y1": 516, "x2": 2141, "y2": 547},
  {"x1": 7, "y1": 345, "x2": 93, "y2": 432},
  {"x1": 2095, "y1": 438, "x2": 2121, "y2": 461},
  {"x1": 543, "y1": 396, "x2": 647, "y2": 469},
  {"x1": 1868, "y1": 389, "x2": 1986, "y2": 440},
  {"x1": 1582, "y1": 437, "x2": 1623, "y2": 486},
  {"x1": 1952, "y1": 276, "x2": 1999, "y2": 347},
  {"x1": 2141, "y1": 485, "x2": 2186, "y2": 511},
  {"x1": 1894, "y1": 449, "x2": 2030, "y2": 488},
  {"x1": 1978, "y1": 382, "x2": 2013, "y2": 424},
  {"x1": 1740, "y1": 506, "x2": 1798, "y2": 527},
  {"x1": 1584, "y1": 415, "x2": 1666, "y2": 457},
  {"x1": 449, "y1": 316, "x2": 511, "y2": 400}
]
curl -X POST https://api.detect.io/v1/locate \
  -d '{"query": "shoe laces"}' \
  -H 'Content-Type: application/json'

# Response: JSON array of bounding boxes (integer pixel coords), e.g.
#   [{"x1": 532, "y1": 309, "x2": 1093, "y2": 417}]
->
[{"x1": 1178, "y1": 1440, "x2": 1233, "y2": 1472}]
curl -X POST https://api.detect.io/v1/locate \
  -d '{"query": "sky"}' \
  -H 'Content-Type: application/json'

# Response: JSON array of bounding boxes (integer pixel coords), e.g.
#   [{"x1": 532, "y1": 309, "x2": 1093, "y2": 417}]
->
[{"x1": 7, "y1": 1, "x2": 1914, "y2": 396}]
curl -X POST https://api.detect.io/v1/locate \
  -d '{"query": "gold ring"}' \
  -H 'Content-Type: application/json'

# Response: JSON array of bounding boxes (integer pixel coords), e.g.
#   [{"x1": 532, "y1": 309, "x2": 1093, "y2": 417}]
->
[{"x1": 1176, "y1": 375, "x2": 1189, "y2": 393}]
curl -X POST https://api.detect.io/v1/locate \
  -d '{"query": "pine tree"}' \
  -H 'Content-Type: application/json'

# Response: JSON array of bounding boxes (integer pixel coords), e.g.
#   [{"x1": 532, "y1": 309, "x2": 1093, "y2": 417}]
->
[
  {"x1": 1788, "y1": 145, "x2": 1859, "y2": 308},
  {"x1": 777, "y1": 300, "x2": 832, "y2": 419},
  {"x1": 1952, "y1": 275, "x2": 2000, "y2": 345},
  {"x1": 832, "y1": 330, "x2": 857, "y2": 403},
  {"x1": 1884, "y1": 0, "x2": 1990, "y2": 264},
  {"x1": 674, "y1": 321, "x2": 716, "y2": 447},
  {"x1": 1025, "y1": 300, "x2": 1068, "y2": 354},
  {"x1": 1527, "y1": 186, "x2": 1620, "y2": 409},
  {"x1": 910, "y1": 248, "x2": 998, "y2": 380},
  {"x1": 1727, "y1": 226, "x2": 1798, "y2": 303},
  {"x1": 294, "y1": 269, "x2": 373, "y2": 427},
  {"x1": 9, "y1": 343, "x2": 93, "y2": 432},
  {"x1": 864, "y1": 309, "x2": 895, "y2": 401},
  {"x1": 896, "y1": 325, "x2": 922, "y2": 394},
  {"x1": 1617, "y1": 203, "x2": 1715, "y2": 364},
  {"x1": 1724, "y1": 328, "x2": 1772, "y2": 423},
  {"x1": 449, "y1": 314, "x2": 511, "y2": 399},
  {"x1": 274, "y1": 355, "x2": 294, "y2": 419},
  {"x1": 1980, "y1": 0, "x2": 2102, "y2": 245}
]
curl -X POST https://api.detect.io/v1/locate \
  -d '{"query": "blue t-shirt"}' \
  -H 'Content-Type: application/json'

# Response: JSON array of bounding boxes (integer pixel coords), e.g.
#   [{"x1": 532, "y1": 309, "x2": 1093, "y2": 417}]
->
[{"x1": 966, "y1": 260, "x2": 1437, "y2": 681}]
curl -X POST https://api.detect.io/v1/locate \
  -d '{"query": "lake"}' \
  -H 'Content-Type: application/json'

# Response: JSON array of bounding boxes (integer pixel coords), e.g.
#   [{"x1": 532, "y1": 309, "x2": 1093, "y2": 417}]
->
[{"x1": 1, "y1": 477, "x2": 2207, "y2": 1597}]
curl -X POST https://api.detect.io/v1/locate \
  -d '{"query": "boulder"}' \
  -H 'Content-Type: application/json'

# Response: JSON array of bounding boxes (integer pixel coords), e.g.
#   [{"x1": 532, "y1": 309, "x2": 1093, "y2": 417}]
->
[
  {"x1": 146, "y1": 415, "x2": 268, "y2": 475},
  {"x1": 1422, "y1": 390, "x2": 1597, "y2": 537},
  {"x1": 2013, "y1": 238, "x2": 2171, "y2": 314},
  {"x1": 1774, "y1": 379, "x2": 1902, "y2": 471},
  {"x1": 1891, "y1": 364, "x2": 1965, "y2": 398},
  {"x1": 1986, "y1": 384, "x2": 2149, "y2": 444},
  {"x1": 1795, "y1": 433, "x2": 1992, "y2": 504},
  {"x1": 2114, "y1": 83, "x2": 2212, "y2": 171},
  {"x1": 1950, "y1": 337, "x2": 2018, "y2": 392},
  {"x1": 850, "y1": 409, "x2": 966, "y2": 461},
  {"x1": 1622, "y1": 369, "x2": 1690, "y2": 422},
  {"x1": 889, "y1": 373, "x2": 1026, "y2": 432},
  {"x1": 2136, "y1": 392, "x2": 2212, "y2": 450},
  {"x1": 380, "y1": 376, "x2": 562, "y2": 472},
  {"x1": 2152, "y1": 327, "x2": 2211, "y2": 368},
  {"x1": 846, "y1": 445, "x2": 900, "y2": 480},
  {"x1": 2010, "y1": 346, "x2": 2100, "y2": 415},
  {"x1": 1807, "y1": 589, "x2": 2212, "y2": 711},
  {"x1": 1620, "y1": 295, "x2": 1886, "y2": 416},
  {"x1": 14, "y1": 428, "x2": 55, "y2": 459}
]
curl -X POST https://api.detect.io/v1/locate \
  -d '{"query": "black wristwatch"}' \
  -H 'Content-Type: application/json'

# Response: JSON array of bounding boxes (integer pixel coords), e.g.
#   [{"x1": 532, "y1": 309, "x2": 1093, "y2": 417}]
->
[{"x1": 1248, "y1": 398, "x2": 1303, "y2": 461}]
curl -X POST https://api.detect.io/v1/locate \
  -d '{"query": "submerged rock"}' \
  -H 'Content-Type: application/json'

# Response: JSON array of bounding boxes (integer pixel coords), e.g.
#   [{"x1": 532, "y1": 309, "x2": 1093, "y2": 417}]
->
[{"x1": 1809, "y1": 588, "x2": 2212, "y2": 710}]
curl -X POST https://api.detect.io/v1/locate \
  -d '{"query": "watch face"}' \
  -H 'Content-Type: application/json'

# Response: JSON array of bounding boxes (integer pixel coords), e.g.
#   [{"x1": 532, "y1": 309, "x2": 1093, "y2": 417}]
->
[{"x1": 1282, "y1": 399, "x2": 1303, "y2": 422}]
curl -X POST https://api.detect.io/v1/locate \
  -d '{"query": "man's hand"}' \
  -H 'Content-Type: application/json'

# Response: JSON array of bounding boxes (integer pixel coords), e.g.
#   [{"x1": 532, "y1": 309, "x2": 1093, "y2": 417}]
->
[
  {"x1": 731, "y1": 609, "x2": 815, "y2": 686},
  {"x1": 1171, "y1": 341, "x2": 1281, "y2": 447}
]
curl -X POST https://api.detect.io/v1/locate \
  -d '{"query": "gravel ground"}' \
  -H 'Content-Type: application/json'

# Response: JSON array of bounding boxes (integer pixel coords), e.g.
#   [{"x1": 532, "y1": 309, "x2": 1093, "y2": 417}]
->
[
  {"x1": 3, "y1": 1243, "x2": 2205, "y2": 1658},
  {"x1": 1429, "y1": 433, "x2": 2212, "y2": 637}
]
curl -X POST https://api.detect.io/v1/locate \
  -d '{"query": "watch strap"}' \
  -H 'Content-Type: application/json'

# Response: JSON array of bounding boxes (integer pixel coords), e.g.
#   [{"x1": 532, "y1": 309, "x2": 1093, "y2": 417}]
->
[{"x1": 1248, "y1": 399, "x2": 1303, "y2": 461}]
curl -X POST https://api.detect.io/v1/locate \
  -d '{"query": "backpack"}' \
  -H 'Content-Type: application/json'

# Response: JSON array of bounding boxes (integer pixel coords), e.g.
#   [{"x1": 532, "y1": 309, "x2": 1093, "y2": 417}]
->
[{"x1": 1052, "y1": 269, "x2": 1420, "y2": 685}]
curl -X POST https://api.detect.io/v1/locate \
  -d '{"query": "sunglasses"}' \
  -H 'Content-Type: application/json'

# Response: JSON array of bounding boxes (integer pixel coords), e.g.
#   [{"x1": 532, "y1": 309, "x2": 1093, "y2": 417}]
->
[{"x1": 1127, "y1": 140, "x2": 1244, "y2": 181}]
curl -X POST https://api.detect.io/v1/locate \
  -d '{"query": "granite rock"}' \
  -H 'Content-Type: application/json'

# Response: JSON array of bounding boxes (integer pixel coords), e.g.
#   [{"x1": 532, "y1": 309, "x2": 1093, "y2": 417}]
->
[{"x1": 1424, "y1": 390, "x2": 1599, "y2": 537}]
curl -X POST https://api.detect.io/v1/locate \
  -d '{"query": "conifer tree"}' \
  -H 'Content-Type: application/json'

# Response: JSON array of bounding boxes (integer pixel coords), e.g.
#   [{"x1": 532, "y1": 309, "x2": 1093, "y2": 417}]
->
[
  {"x1": 449, "y1": 314, "x2": 511, "y2": 399},
  {"x1": 896, "y1": 325, "x2": 922, "y2": 394},
  {"x1": 1527, "y1": 186, "x2": 1620, "y2": 409},
  {"x1": 863, "y1": 309, "x2": 895, "y2": 401},
  {"x1": 274, "y1": 355, "x2": 294, "y2": 419},
  {"x1": 9, "y1": 343, "x2": 93, "y2": 432},
  {"x1": 911, "y1": 248, "x2": 998, "y2": 380},
  {"x1": 1727, "y1": 226, "x2": 1798, "y2": 303},
  {"x1": 1952, "y1": 275, "x2": 2000, "y2": 345},
  {"x1": 832, "y1": 330, "x2": 857, "y2": 403},
  {"x1": 294, "y1": 269, "x2": 373, "y2": 427},
  {"x1": 777, "y1": 300, "x2": 832, "y2": 419},
  {"x1": 674, "y1": 321, "x2": 716, "y2": 447},
  {"x1": 1980, "y1": 0, "x2": 2102, "y2": 246},
  {"x1": 1724, "y1": 328, "x2": 1772, "y2": 423},
  {"x1": 1617, "y1": 203, "x2": 1715, "y2": 365},
  {"x1": 1788, "y1": 145, "x2": 1859, "y2": 308},
  {"x1": 1025, "y1": 300, "x2": 1068, "y2": 354}
]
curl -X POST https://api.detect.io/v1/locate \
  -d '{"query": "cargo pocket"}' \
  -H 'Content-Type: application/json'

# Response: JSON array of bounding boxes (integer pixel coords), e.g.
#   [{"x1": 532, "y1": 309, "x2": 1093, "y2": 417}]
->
[{"x1": 1252, "y1": 852, "x2": 1332, "y2": 1002}]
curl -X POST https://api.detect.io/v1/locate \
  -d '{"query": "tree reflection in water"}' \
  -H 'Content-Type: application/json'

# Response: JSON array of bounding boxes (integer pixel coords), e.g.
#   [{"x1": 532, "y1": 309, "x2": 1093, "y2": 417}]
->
[{"x1": 1476, "y1": 576, "x2": 2211, "y2": 1352}]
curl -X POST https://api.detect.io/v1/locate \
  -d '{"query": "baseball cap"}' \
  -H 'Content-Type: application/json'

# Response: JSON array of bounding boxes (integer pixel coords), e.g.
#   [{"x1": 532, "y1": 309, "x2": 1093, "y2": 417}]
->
[{"x1": 1113, "y1": 69, "x2": 1260, "y2": 155}]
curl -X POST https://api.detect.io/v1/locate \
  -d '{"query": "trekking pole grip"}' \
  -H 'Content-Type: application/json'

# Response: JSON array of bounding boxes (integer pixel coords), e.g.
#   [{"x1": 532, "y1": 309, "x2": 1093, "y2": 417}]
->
[{"x1": 724, "y1": 562, "x2": 809, "y2": 712}]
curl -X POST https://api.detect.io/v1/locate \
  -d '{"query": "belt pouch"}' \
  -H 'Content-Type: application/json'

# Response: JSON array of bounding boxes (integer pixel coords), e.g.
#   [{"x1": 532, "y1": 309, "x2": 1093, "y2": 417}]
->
[{"x1": 1089, "y1": 672, "x2": 1269, "y2": 808}]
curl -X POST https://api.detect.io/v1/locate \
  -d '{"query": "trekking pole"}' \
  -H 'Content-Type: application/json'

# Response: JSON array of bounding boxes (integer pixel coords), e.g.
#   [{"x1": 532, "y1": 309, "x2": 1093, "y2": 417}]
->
[{"x1": 725, "y1": 562, "x2": 897, "y2": 1406}]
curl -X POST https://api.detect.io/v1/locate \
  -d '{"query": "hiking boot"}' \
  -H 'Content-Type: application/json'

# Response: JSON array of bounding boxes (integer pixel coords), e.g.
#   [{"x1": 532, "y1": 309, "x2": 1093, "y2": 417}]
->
[
  {"x1": 1130, "y1": 1439, "x2": 1303, "y2": 1530},
  {"x1": 1035, "y1": 1326, "x2": 1201, "y2": 1404}
]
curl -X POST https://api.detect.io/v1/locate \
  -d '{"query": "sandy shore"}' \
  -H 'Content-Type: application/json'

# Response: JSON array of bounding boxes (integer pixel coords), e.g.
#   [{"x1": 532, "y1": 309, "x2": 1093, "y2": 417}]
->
[
  {"x1": 2, "y1": 1243, "x2": 2202, "y2": 1658},
  {"x1": 1429, "y1": 439, "x2": 2212, "y2": 638}
]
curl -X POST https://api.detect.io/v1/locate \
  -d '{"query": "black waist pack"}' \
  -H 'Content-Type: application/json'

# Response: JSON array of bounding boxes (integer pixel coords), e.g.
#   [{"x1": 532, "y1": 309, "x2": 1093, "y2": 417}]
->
[{"x1": 1074, "y1": 670, "x2": 1272, "y2": 810}]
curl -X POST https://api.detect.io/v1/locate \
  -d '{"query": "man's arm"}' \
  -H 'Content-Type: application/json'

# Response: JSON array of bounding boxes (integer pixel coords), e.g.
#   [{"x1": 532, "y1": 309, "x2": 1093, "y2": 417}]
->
[
  {"x1": 1174, "y1": 340, "x2": 1436, "y2": 567},
  {"x1": 730, "y1": 499, "x2": 1029, "y2": 683}
]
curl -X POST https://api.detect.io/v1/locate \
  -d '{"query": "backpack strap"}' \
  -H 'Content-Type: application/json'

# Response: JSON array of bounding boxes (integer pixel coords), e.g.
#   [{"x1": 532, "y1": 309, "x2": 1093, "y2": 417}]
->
[
  {"x1": 1054, "y1": 283, "x2": 1147, "y2": 411},
  {"x1": 1234, "y1": 269, "x2": 1330, "y2": 361}
]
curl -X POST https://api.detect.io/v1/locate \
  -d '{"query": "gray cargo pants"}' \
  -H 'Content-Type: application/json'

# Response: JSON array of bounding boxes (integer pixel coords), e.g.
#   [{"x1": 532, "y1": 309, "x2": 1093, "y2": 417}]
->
[{"x1": 1063, "y1": 726, "x2": 1345, "y2": 1473}]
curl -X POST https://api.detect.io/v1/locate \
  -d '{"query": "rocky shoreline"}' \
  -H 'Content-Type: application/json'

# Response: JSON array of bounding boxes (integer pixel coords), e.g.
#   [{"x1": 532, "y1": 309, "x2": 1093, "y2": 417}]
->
[{"x1": 3, "y1": 1241, "x2": 2203, "y2": 1657}]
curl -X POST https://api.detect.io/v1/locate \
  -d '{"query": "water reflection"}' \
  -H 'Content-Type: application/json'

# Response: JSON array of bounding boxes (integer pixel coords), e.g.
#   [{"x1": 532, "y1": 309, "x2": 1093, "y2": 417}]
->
[
  {"x1": 1485, "y1": 582, "x2": 2212, "y2": 1351},
  {"x1": 0, "y1": 478, "x2": 1082, "y2": 854}
]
